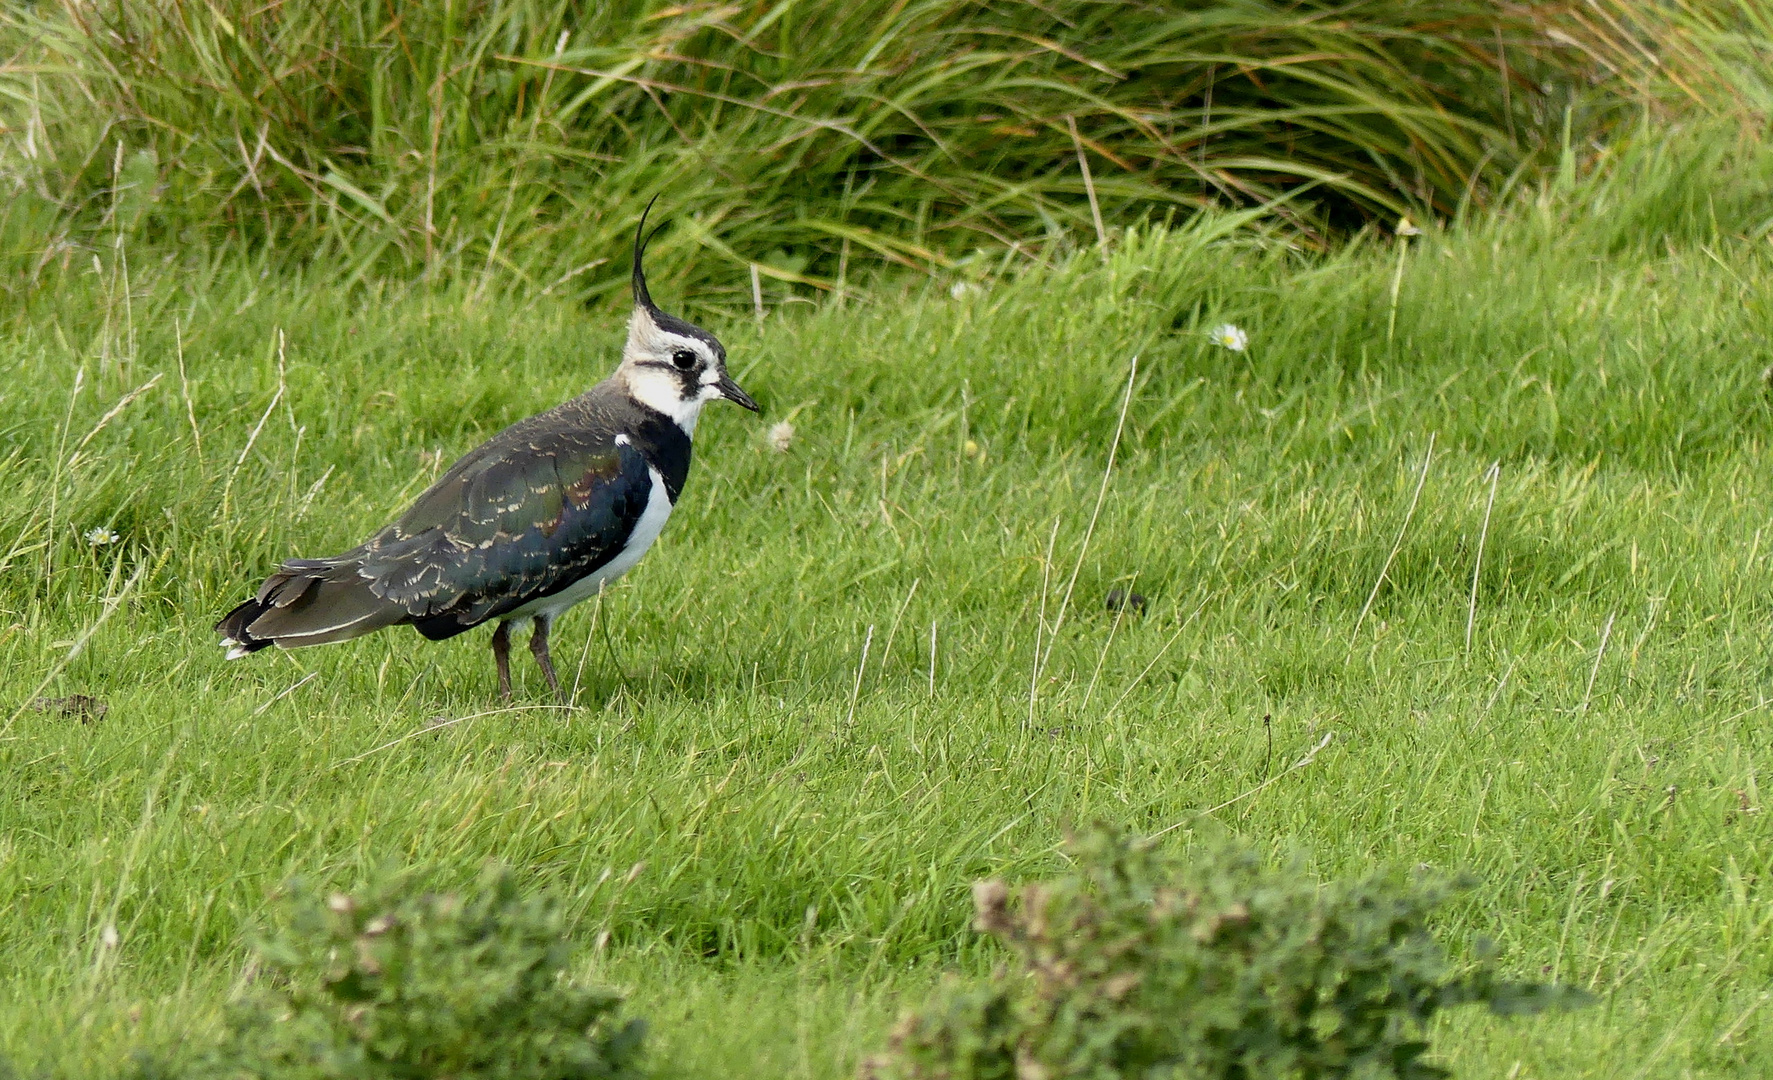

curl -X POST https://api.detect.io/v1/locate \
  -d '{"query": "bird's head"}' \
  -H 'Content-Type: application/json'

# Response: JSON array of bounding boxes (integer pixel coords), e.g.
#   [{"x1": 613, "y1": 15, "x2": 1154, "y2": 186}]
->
[{"x1": 617, "y1": 200, "x2": 759, "y2": 433}]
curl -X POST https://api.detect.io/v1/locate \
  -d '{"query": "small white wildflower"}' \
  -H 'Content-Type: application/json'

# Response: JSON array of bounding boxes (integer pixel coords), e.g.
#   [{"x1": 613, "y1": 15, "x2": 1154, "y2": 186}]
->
[
  {"x1": 766, "y1": 420, "x2": 795, "y2": 454},
  {"x1": 100, "y1": 924, "x2": 119, "y2": 948},
  {"x1": 1207, "y1": 324, "x2": 1248, "y2": 352},
  {"x1": 949, "y1": 281, "x2": 982, "y2": 301},
  {"x1": 1396, "y1": 215, "x2": 1422, "y2": 237},
  {"x1": 84, "y1": 527, "x2": 120, "y2": 546}
]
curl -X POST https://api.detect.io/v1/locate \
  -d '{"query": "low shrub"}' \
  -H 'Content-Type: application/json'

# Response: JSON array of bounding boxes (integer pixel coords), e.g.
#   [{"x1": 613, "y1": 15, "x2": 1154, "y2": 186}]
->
[
  {"x1": 864, "y1": 828, "x2": 1589, "y2": 1080},
  {"x1": 192, "y1": 863, "x2": 645, "y2": 1080}
]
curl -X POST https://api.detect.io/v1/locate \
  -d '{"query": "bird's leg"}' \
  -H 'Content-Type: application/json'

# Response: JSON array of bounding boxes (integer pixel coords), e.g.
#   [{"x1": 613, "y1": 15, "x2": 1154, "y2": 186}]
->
[
  {"x1": 491, "y1": 620, "x2": 513, "y2": 701},
  {"x1": 529, "y1": 615, "x2": 564, "y2": 703}
]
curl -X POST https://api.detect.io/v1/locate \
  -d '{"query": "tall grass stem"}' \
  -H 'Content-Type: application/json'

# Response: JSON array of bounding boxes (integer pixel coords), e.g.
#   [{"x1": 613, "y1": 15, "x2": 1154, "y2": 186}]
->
[
  {"x1": 1351, "y1": 432, "x2": 1436, "y2": 647},
  {"x1": 1466, "y1": 461, "x2": 1500, "y2": 653}
]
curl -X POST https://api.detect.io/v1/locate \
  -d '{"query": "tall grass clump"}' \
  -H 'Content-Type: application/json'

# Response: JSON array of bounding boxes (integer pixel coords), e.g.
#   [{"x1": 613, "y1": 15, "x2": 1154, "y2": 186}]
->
[
  {"x1": 1545, "y1": 0, "x2": 1773, "y2": 122},
  {"x1": 0, "y1": 0, "x2": 1574, "y2": 301}
]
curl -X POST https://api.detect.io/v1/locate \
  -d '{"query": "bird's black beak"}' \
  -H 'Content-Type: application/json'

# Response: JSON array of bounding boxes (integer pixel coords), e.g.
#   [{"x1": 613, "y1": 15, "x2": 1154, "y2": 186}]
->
[{"x1": 717, "y1": 373, "x2": 759, "y2": 413}]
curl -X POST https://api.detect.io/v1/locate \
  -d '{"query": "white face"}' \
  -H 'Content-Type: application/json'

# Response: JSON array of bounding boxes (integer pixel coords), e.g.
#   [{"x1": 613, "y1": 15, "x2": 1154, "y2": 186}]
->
[{"x1": 619, "y1": 307, "x2": 729, "y2": 433}]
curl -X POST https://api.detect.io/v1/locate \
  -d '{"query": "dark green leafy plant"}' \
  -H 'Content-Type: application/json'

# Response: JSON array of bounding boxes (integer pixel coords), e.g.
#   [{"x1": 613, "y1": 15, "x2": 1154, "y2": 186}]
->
[
  {"x1": 864, "y1": 828, "x2": 1589, "y2": 1080},
  {"x1": 198, "y1": 863, "x2": 645, "y2": 1080}
]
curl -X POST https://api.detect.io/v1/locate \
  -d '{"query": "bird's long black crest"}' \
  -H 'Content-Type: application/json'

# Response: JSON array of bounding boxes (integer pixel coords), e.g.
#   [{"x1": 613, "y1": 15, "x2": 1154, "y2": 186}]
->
[{"x1": 632, "y1": 194, "x2": 667, "y2": 312}]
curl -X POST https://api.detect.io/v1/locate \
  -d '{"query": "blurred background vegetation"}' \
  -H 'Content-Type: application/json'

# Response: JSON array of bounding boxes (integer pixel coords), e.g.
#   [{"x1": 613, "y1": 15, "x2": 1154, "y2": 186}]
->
[{"x1": 0, "y1": 0, "x2": 1768, "y2": 307}]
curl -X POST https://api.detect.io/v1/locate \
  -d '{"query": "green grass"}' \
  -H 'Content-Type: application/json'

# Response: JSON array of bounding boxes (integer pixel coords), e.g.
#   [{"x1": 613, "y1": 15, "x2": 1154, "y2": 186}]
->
[
  {"x1": 5, "y1": 138, "x2": 1773, "y2": 1077},
  {"x1": 0, "y1": 0, "x2": 1575, "y2": 299},
  {"x1": 1556, "y1": 0, "x2": 1773, "y2": 122}
]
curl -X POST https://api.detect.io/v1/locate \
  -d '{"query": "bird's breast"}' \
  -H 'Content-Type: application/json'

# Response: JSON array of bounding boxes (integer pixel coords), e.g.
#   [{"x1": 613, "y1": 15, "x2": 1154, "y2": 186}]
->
[{"x1": 505, "y1": 466, "x2": 675, "y2": 621}]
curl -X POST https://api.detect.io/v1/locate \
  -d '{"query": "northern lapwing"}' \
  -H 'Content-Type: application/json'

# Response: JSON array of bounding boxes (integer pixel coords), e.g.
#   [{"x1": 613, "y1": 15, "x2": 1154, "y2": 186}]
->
[{"x1": 215, "y1": 202, "x2": 759, "y2": 700}]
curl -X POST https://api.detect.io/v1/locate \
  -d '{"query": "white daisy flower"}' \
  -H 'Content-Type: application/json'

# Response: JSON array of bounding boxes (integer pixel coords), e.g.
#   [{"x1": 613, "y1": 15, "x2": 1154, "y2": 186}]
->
[
  {"x1": 84, "y1": 527, "x2": 120, "y2": 546},
  {"x1": 766, "y1": 420, "x2": 795, "y2": 454},
  {"x1": 1207, "y1": 324, "x2": 1248, "y2": 352}
]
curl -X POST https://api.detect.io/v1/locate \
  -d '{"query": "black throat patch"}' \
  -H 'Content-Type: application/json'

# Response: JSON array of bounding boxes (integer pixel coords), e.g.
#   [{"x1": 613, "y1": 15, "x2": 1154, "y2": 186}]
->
[{"x1": 625, "y1": 406, "x2": 694, "y2": 502}]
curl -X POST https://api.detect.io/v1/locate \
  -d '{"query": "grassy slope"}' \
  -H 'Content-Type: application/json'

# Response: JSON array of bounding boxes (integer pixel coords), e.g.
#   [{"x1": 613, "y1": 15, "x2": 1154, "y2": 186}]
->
[{"x1": 4, "y1": 144, "x2": 1773, "y2": 1077}]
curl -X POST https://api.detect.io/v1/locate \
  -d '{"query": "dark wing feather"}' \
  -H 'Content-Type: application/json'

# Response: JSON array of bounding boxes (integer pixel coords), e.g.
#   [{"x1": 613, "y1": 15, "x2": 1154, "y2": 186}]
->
[{"x1": 356, "y1": 421, "x2": 656, "y2": 639}]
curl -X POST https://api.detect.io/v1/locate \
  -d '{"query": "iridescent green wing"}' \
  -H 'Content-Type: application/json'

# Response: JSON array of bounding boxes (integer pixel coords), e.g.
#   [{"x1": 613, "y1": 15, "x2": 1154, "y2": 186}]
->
[{"x1": 358, "y1": 422, "x2": 654, "y2": 634}]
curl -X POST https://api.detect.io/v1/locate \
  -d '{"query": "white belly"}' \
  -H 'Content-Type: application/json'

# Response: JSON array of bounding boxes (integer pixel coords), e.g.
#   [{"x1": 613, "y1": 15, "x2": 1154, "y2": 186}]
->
[{"x1": 505, "y1": 467, "x2": 674, "y2": 622}]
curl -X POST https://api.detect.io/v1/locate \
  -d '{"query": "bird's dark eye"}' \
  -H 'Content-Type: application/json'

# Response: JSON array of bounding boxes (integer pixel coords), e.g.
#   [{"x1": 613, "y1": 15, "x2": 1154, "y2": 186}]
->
[{"x1": 670, "y1": 349, "x2": 697, "y2": 371}]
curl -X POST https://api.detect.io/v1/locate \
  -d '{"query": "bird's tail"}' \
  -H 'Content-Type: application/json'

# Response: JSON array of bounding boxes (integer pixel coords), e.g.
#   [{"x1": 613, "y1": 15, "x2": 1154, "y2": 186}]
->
[{"x1": 216, "y1": 558, "x2": 406, "y2": 659}]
